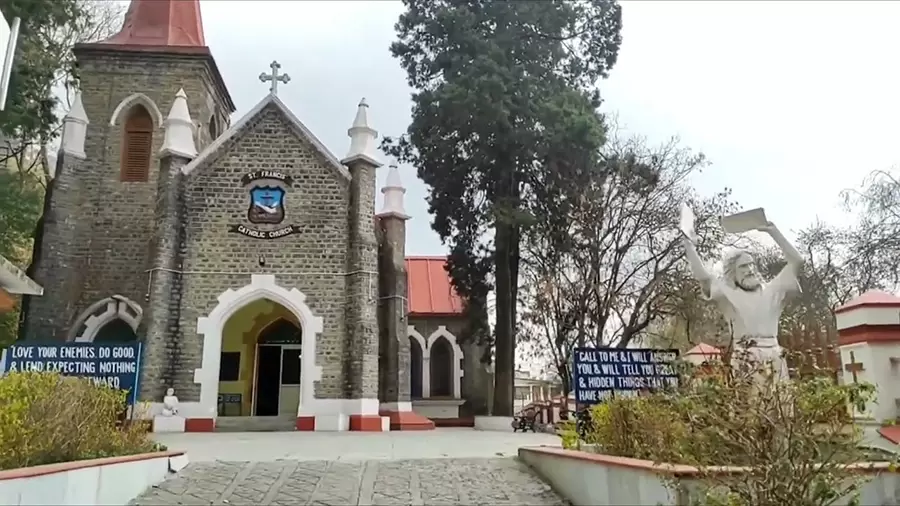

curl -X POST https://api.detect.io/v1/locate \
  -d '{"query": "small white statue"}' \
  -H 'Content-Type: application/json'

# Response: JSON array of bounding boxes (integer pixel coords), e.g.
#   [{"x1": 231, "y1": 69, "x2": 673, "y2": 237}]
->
[
  {"x1": 162, "y1": 388, "x2": 179, "y2": 416},
  {"x1": 681, "y1": 205, "x2": 803, "y2": 382}
]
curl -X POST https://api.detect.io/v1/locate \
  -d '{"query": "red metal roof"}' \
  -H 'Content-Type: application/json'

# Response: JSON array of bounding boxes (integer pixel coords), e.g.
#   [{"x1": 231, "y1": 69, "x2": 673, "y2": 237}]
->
[
  {"x1": 835, "y1": 290, "x2": 900, "y2": 314},
  {"x1": 684, "y1": 343, "x2": 722, "y2": 357},
  {"x1": 98, "y1": 0, "x2": 206, "y2": 48},
  {"x1": 405, "y1": 256, "x2": 464, "y2": 316}
]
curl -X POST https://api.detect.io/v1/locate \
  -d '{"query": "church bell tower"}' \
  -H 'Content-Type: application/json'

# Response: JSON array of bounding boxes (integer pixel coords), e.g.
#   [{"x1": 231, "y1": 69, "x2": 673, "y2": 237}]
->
[{"x1": 22, "y1": 0, "x2": 234, "y2": 346}]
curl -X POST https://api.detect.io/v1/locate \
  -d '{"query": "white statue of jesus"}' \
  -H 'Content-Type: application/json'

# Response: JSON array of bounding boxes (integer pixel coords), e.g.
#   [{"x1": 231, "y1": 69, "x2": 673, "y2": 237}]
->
[{"x1": 681, "y1": 209, "x2": 803, "y2": 382}]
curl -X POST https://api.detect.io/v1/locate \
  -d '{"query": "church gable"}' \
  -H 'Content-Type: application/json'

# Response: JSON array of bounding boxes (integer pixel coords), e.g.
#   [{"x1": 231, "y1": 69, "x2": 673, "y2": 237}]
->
[
  {"x1": 179, "y1": 96, "x2": 352, "y2": 282},
  {"x1": 182, "y1": 99, "x2": 351, "y2": 239},
  {"x1": 182, "y1": 95, "x2": 349, "y2": 181}
]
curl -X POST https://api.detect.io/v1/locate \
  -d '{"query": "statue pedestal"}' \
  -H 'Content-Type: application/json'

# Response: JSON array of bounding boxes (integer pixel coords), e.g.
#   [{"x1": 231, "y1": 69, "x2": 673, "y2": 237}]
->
[{"x1": 153, "y1": 415, "x2": 186, "y2": 433}]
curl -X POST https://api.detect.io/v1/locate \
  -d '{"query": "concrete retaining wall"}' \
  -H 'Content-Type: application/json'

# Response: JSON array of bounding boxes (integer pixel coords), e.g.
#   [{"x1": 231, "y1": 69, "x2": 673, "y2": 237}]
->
[
  {"x1": 0, "y1": 451, "x2": 187, "y2": 505},
  {"x1": 519, "y1": 446, "x2": 900, "y2": 506}
]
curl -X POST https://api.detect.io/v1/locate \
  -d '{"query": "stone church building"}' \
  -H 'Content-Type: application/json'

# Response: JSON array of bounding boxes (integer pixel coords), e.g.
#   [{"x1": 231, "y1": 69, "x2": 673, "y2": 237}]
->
[{"x1": 22, "y1": 0, "x2": 490, "y2": 431}]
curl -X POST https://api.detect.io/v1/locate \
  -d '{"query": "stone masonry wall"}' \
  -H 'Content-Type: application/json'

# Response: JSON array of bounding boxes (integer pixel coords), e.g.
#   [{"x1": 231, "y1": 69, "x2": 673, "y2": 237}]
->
[
  {"x1": 23, "y1": 153, "x2": 88, "y2": 341},
  {"x1": 377, "y1": 216, "x2": 411, "y2": 404},
  {"x1": 409, "y1": 316, "x2": 492, "y2": 416},
  {"x1": 176, "y1": 104, "x2": 351, "y2": 402},
  {"x1": 139, "y1": 153, "x2": 188, "y2": 401},
  {"x1": 344, "y1": 161, "x2": 380, "y2": 400},
  {"x1": 24, "y1": 48, "x2": 230, "y2": 343}
]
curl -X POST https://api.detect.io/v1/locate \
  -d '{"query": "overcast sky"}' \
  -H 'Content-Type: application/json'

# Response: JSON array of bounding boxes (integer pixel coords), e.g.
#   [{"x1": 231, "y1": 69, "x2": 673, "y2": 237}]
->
[{"x1": 198, "y1": 0, "x2": 900, "y2": 255}]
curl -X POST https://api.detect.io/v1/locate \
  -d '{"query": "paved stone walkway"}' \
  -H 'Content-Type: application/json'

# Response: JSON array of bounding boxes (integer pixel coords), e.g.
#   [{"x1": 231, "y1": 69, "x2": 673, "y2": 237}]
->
[{"x1": 131, "y1": 457, "x2": 566, "y2": 505}]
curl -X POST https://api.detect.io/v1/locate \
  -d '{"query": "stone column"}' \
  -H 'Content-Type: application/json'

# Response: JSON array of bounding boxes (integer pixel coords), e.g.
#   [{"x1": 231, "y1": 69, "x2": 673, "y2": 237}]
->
[
  {"x1": 340, "y1": 99, "x2": 385, "y2": 431},
  {"x1": 21, "y1": 93, "x2": 89, "y2": 341},
  {"x1": 376, "y1": 166, "x2": 434, "y2": 430},
  {"x1": 139, "y1": 89, "x2": 195, "y2": 404}
]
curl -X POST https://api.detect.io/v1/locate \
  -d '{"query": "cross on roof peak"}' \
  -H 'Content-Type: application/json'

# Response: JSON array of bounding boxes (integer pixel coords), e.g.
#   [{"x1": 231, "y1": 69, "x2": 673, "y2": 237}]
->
[{"x1": 259, "y1": 60, "x2": 291, "y2": 95}]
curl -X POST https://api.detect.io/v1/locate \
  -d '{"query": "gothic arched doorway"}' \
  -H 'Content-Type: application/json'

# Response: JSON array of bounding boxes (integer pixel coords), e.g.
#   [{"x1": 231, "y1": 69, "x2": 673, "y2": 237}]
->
[
  {"x1": 430, "y1": 337, "x2": 454, "y2": 398},
  {"x1": 92, "y1": 318, "x2": 139, "y2": 343},
  {"x1": 409, "y1": 336, "x2": 423, "y2": 399}
]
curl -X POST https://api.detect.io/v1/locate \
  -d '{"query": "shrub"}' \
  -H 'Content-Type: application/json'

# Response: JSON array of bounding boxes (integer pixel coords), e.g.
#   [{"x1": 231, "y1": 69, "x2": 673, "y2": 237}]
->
[
  {"x1": 571, "y1": 358, "x2": 883, "y2": 506},
  {"x1": 557, "y1": 419, "x2": 579, "y2": 450},
  {"x1": 0, "y1": 371, "x2": 158, "y2": 470},
  {"x1": 585, "y1": 394, "x2": 690, "y2": 464}
]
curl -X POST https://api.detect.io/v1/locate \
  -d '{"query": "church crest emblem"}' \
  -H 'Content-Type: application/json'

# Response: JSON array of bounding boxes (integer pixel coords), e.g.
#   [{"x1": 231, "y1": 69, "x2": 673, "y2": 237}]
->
[
  {"x1": 228, "y1": 171, "x2": 301, "y2": 240},
  {"x1": 248, "y1": 186, "x2": 286, "y2": 225}
]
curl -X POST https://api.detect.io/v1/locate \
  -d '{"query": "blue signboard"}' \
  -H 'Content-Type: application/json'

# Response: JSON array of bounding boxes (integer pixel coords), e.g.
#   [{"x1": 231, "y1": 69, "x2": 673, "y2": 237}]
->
[
  {"x1": 573, "y1": 347, "x2": 679, "y2": 405},
  {"x1": 0, "y1": 343, "x2": 142, "y2": 405}
]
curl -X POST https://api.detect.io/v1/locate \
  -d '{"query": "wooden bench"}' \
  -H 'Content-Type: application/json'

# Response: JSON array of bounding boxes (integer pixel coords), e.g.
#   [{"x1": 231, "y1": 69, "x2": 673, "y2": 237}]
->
[{"x1": 512, "y1": 409, "x2": 538, "y2": 433}]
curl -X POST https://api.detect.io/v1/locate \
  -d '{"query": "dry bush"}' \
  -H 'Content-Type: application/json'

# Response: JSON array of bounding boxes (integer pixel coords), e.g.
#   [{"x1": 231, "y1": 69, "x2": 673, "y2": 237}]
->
[
  {"x1": 0, "y1": 371, "x2": 158, "y2": 470},
  {"x1": 575, "y1": 354, "x2": 885, "y2": 506}
]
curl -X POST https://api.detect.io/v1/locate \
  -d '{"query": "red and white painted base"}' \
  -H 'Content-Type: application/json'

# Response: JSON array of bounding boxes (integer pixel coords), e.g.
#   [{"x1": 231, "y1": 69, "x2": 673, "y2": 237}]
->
[
  {"x1": 152, "y1": 415, "x2": 186, "y2": 433},
  {"x1": 139, "y1": 402, "x2": 216, "y2": 432},
  {"x1": 143, "y1": 398, "x2": 462, "y2": 432},
  {"x1": 474, "y1": 416, "x2": 515, "y2": 432},
  {"x1": 296, "y1": 398, "x2": 390, "y2": 432},
  {"x1": 379, "y1": 401, "x2": 436, "y2": 431}
]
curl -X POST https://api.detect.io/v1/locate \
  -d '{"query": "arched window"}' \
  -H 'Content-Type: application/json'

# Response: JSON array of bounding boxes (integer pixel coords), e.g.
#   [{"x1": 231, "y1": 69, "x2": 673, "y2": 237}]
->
[
  {"x1": 121, "y1": 105, "x2": 153, "y2": 182},
  {"x1": 208, "y1": 115, "x2": 220, "y2": 140},
  {"x1": 409, "y1": 336, "x2": 423, "y2": 399},
  {"x1": 430, "y1": 337, "x2": 454, "y2": 398},
  {"x1": 92, "y1": 318, "x2": 139, "y2": 343},
  {"x1": 258, "y1": 318, "x2": 302, "y2": 345}
]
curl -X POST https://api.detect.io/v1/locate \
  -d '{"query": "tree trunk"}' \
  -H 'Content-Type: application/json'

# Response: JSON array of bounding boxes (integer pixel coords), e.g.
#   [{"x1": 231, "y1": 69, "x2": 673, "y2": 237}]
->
[
  {"x1": 493, "y1": 222, "x2": 515, "y2": 416},
  {"x1": 559, "y1": 362, "x2": 571, "y2": 396},
  {"x1": 18, "y1": 172, "x2": 55, "y2": 341}
]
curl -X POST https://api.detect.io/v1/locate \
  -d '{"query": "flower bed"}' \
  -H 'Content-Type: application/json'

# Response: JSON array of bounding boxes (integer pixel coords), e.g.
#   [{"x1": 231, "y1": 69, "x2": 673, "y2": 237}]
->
[
  {"x1": 519, "y1": 446, "x2": 899, "y2": 506},
  {"x1": 543, "y1": 361, "x2": 898, "y2": 505},
  {"x1": 0, "y1": 449, "x2": 186, "y2": 505},
  {"x1": 0, "y1": 372, "x2": 182, "y2": 504}
]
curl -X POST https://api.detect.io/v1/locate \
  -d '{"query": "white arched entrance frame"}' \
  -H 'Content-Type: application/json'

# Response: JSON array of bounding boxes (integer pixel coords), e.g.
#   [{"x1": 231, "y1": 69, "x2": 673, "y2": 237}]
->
[
  {"x1": 109, "y1": 93, "x2": 164, "y2": 128},
  {"x1": 195, "y1": 274, "x2": 323, "y2": 419},
  {"x1": 70, "y1": 295, "x2": 142, "y2": 342},
  {"x1": 408, "y1": 325, "x2": 464, "y2": 398}
]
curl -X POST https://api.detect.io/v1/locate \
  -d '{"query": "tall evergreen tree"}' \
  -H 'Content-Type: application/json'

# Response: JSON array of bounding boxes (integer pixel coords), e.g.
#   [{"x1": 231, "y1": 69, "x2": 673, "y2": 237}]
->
[{"x1": 384, "y1": 0, "x2": 623, "y2": 415}]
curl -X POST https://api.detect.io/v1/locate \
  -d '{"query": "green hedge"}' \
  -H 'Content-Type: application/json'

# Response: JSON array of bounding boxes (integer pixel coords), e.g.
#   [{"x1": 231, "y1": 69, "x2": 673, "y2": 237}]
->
[{"x1": 0, "y1": 371, "x2": 159, "y2": 470}]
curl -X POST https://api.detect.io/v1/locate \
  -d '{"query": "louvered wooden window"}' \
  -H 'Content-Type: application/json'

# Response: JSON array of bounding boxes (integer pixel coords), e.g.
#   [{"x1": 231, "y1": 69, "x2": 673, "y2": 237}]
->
[{"x1": 120, "y1": 105, "x2": 153, "y2": 182}]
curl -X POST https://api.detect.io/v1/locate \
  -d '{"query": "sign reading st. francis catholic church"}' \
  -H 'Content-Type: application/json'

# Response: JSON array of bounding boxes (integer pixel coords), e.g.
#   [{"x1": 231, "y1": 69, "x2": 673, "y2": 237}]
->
[{"x1": 228, "y1": 170, "x2": 301, "y2": 239}]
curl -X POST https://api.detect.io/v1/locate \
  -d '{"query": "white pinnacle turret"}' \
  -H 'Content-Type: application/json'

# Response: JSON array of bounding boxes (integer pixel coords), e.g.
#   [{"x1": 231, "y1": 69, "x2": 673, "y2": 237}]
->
[
  {"x1": 160, "y1": 88, "x2": 197, "y2": 159},
  {"x1": 60, "y1": 92, "x2": 89, "y2": 159},
  {"x1": 377, "y1": 164, "x2": 409, "y2": 220},
  {"x1": 341, "y1": 98, "x2": 382, "y2": 167}
]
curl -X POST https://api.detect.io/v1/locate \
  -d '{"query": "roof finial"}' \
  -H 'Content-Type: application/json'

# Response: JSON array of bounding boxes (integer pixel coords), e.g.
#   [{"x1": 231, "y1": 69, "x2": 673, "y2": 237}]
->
[
  {"x1": 341, "y1": 97, "x2": 381, "y2": 167},
  {"x1": 160, "y1": 88, "x2": 197, "y2": 159},
  {"x1": 60, "y1": 92, "x2": 89, "y2": 159},
  {"x1": 377, "y1": 163, "x2": 409, "y2": 220}
]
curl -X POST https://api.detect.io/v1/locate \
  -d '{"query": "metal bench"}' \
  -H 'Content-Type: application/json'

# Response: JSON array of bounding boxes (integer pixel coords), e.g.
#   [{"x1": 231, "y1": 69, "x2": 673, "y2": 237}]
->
[
  {"x1": 512, "y1": 409, "x2": 538, "y2": 433},
  {"x1": 217, "y1": 393, "x2": 242, "y2": 417}
]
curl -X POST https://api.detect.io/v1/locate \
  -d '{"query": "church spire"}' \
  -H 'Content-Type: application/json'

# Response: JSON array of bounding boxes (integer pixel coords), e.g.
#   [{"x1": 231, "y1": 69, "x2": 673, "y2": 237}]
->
[{"x1": 98, "y1": 0, "x2": 206, "y2": 48}]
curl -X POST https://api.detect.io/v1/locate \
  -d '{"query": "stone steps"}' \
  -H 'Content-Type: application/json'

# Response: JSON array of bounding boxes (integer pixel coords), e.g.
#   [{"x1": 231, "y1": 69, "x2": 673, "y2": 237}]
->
[{"x1": 215, "y1": 416, "x2": 296, "y2": 432}]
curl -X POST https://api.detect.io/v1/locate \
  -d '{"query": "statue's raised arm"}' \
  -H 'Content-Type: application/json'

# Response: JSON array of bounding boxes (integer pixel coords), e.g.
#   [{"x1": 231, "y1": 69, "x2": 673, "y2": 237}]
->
[
  {"x1": 679, "y1": 204, "x2": 713, "y2": 295},
  {"x1": 756, "y1": 221, "x2": 803, "y2": 271}
]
